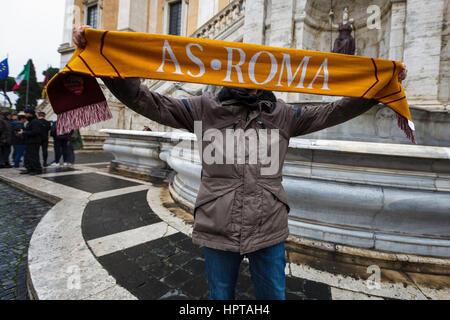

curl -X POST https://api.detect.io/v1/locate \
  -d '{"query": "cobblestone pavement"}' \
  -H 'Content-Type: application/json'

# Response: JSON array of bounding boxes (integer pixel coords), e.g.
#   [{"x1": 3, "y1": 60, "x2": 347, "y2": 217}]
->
[
  {"x1": 96, "y1": 231, "x2": 331, "y2": 300},
  {"x1": 0, "y1": 182, "x2": 52, "y2": 300}
]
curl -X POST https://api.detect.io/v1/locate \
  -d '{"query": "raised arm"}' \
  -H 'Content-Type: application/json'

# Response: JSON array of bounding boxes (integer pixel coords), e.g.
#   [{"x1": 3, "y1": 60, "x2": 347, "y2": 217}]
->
[
  {"x1": 288, "y1": 64, "x2": 408, "y2": 137},
  {"x1": 287, "y1": 97, "x2": 378, "y2": 137},
  {"x1": 74, "y1": 25, "x2": 200, "y2": 132},
  {"x1": 102, "y1": 77, "x2": 198, "y2": 132}
]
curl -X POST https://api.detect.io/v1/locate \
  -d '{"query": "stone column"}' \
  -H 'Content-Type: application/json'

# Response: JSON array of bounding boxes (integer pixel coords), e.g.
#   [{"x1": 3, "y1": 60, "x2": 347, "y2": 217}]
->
[
  {"x1": 293, "y1": 0, "x2": 307, "y2": 50},
  {"x1": 62, "y1": 0, "x2": 75, "y2": 44},
  {"x1": 403, "y1": 0, "x2": 446, "y2": 107},
  {"x1": 268, "y1": 0, "x2": 295, "y2": 48},
  {"x1": 148, "y1": 0, "x2": 158, "y2": 33},
  {"x1": 242, "y1": 0, "x2": 265, "y2": 45},
  {"x1": 59, "y1": 0, "x2": 77, "y2": 68},
  {"x1": 388, "y1": 0, "x2": 406, "y2": 61},
  {"x1": 289, "y1": 0, "x2": 316, "y2": 103},
  {"x1": 438, "y1": 3, "x2": 449, "y2": 103},
  {"x1": 265, "y1": 0, "x2": 295, "y2": 101},
  {"x1": 117, "y1": 0, "x2": 148, "y2": 32}
]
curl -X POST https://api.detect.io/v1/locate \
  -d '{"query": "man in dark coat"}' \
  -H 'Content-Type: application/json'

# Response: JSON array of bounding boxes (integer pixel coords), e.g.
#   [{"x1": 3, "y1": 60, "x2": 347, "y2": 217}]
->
[
  {"x1": 37, "y1": 112, "x2": 51, "y2": 167},
  {"x1": 17, "y1": 108, "x2": 42, "y2": 175},
  {"x1": 11, "y1": 115, "x2": 27, "y2": 168},
  {"x1": 0, "y1": 112, "x2": 13, "y2": 168},
  {"x1": 50, "y1": 121, "x2": 70, "y2": 166}
]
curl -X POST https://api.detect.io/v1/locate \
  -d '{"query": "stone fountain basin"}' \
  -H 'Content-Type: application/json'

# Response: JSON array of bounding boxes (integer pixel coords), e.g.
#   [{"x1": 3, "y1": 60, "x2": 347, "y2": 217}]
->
[{"x1": 102, "y1": 129, "x2": 450, "y2": 258}]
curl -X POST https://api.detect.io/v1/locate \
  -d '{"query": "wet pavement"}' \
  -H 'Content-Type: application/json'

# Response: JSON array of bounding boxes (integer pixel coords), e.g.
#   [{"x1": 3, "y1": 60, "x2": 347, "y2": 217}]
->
[
  {"x1": 0, "y1": 151, "x2": 113, "y2": 300},
  {"x1": 1, "y1": 150, "x2": 332, "y2": 300},
  {"x1": 81, "y1": 187, "x2": 331, "y2": 300},
  {"x1": 0, "y1": 181, "x2": 52, "y2": 300}
]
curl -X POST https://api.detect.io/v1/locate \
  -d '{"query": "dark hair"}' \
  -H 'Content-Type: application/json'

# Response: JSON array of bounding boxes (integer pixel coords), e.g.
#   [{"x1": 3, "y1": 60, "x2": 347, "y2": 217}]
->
[
  {"x1": 18, "y1": 115, "x2": 26, "y2": 121},
  {"x1": 24, "y1": 108, "x2": 35, "y2": 115},
  {"x1": 38, "y1": 112, "x2": 46, "y2": 117}
]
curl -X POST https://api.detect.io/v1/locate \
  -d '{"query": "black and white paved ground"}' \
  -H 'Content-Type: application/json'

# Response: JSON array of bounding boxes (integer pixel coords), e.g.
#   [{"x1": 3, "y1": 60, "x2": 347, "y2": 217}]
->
[
  {"x1": 81, "y1": 186, "x2": 330, "y2": 300},
  {"x1": 0, "y1": 151, "x2": 332, "y2": 300}
]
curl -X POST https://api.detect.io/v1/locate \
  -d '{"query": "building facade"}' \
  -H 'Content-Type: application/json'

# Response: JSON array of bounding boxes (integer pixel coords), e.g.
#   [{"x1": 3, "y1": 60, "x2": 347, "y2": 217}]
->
[
  {"x1": 40, "y1": 0, "x2": 448, "y2": 148},
  {"x1": 58, "y1": 0, "x2": 234, "y2": 70}
]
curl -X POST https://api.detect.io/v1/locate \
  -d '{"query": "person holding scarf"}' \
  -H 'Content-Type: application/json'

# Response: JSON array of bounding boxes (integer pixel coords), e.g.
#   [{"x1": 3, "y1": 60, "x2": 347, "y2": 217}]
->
[{"x1": 73, "y1": 26, "x2": 408, "y2": 300}]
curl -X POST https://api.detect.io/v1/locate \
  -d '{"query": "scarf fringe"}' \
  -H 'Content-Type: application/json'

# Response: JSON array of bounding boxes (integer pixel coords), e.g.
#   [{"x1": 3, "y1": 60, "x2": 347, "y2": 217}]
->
[
  {"x1": 56, "y1": 101, "x2": 112, "y2": 135},
  {"x1": 396, "y1": 113, "x2": 416, "y2": 144}
]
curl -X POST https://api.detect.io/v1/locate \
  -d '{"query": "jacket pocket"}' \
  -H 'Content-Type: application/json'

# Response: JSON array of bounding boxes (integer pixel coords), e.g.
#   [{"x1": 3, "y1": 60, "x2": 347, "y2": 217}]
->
[
  {"x1": 258, "y1": 184, "x2": 290, "y2": 235},
  {"x1": 193, "y1": 178, "x2": 243, "y2": 236},
  {"x1": 258, "y1": 179, "x2": 290, "y2": 212}
]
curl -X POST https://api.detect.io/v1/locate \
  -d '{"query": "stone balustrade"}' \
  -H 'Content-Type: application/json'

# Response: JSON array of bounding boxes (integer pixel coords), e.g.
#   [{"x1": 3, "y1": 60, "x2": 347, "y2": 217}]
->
[
  {"x1": 102, "y1": 129, "x2": 450, "y2": 258},
  {"x1": 192, "y1": 0, "x2": 245, "y2": 39}
]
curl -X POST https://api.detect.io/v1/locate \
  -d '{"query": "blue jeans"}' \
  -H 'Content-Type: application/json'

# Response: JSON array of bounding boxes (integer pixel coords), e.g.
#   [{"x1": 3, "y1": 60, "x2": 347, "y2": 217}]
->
[
  {"x1": 13, "y1": 145, "x2": 25, "y2": 168},
  {"x1": 53, "y1": 138, "x2": 74, "y2": 164},
  {"x1": 203, "y1": 242, "x2": 286, "y2": 300}
]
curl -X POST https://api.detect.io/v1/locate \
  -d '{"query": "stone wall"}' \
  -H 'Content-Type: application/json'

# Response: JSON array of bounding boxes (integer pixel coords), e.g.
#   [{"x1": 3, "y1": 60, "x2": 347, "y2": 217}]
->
[
  {"x1": 102, "y1": 0, "x2": 119, "y2": 30},
  {"x1": 404, "y1": 0, "x2": 447, "y2": 106},
  {"x1": 438, "y1": 2, "x2": 449, "y2": 103}
]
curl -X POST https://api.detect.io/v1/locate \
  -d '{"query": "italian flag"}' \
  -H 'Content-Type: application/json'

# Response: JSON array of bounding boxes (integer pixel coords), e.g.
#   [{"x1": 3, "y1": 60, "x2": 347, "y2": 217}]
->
[{"x1": 13, "y1": 60, "x2": 30, "y2": 91}]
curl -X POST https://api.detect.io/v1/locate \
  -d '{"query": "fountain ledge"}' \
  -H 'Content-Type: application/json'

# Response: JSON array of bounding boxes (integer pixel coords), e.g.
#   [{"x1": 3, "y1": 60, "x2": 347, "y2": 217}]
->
[{"x1": 101, "y1": 129, "x2": 450, "y2": 259}]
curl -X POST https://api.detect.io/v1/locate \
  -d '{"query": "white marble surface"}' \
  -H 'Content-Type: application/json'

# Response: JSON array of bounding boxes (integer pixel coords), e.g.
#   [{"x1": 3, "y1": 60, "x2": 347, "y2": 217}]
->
[
  {"x1": 288, "y1": 261, "x2": 428, "y2": 300},
  {"x1": 89, "y1": 185, "x2": 151, "y2": 201},
  {"x1": 87, "y1": 222, "x2": 178, "y2": 257},
  {"x1": 102, "y1": 130, "x2": 450, "y2": 160},
  {"x1": 146, "y1": 185, "x2": 194, "y2": 237}
]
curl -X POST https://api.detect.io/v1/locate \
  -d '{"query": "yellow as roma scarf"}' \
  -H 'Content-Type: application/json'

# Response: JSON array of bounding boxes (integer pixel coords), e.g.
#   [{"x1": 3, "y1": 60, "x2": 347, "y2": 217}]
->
[{"x1": 47, "y1": 29, "x2": 415, "y2": 142}]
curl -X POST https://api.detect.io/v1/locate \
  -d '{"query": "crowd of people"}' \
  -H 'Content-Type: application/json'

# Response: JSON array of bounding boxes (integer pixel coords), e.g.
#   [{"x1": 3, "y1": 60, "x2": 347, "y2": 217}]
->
[{"x1": 0, "y1": 110, "x2": 82, "y2": 175}]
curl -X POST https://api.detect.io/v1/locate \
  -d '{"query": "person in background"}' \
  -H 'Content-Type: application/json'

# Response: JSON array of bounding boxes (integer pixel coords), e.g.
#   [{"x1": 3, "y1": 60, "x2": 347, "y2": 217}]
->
[
  {"x1": 50, "y1": 121, "x2": 69, "y2": 166},
  {"x1": 17, "y1": 108, "x2": 42, "y2": 175},
  {"x1": 68, "y1": 129, "x2": 83, "y2": 165},
  {"x1": 62, "y1": 132, "x2": 73, "y2": 166},
  {"x1": 49, "y1": 121, "x2": 58, "y2": 165},
  {"x1": 61, "y1": 129, "x2": 83, "y2": 166},
  {"x1": 11, "y1": 115, "x2": 27, "y2": 168},
  {"x1": 11, "y1": 113, "x2": 19, "y2": 160},
  {"x1": 143, "y1": 126, "x2": 152, "y2": 132},
  {"x1": 37, "y1": 112, "x2": 51, "y2": 167},
  {"x1": 3, "y1": 112, "x2": 12, "y2": 122},
  {"x1": 0, "y1": 112, "x2": 13, "y2": 168}
]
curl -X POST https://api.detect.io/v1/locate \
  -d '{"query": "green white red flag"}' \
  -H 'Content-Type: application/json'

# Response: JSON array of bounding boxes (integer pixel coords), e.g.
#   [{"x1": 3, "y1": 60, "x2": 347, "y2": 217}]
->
[{"x1": 13, "y1": 60, "x2": 30, "y2": 91}]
